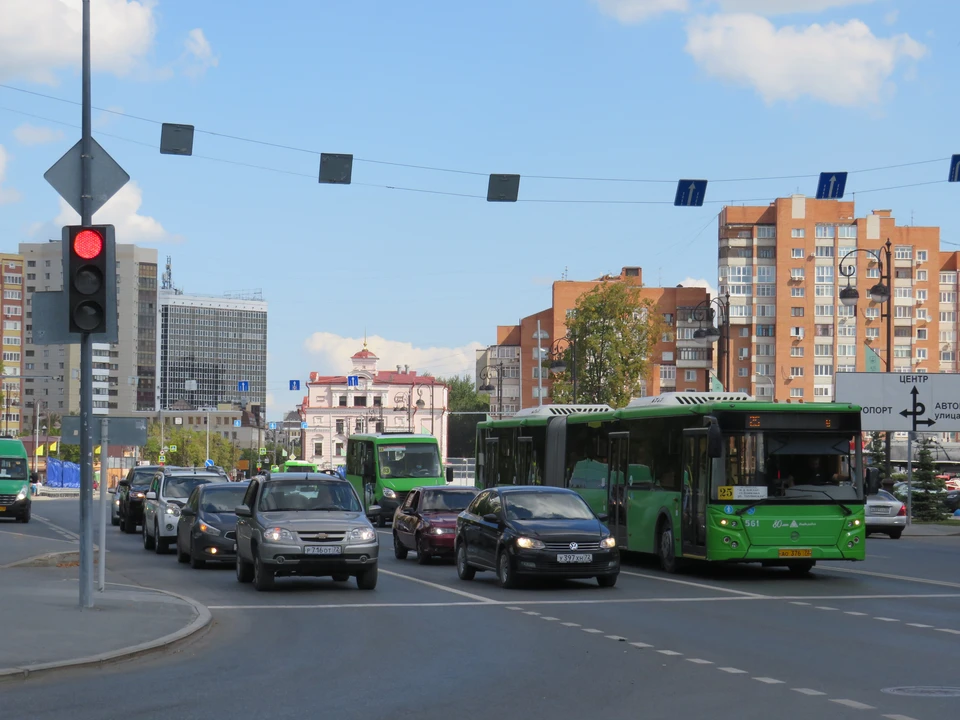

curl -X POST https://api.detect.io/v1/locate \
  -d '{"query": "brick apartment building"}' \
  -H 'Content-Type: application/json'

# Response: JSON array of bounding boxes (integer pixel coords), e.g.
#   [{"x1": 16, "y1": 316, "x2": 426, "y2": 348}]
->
[
  {"x1": 1, "y1": 252, "x2": 25, "y2": 435},
  {"x1": 480, "y1": 267, "x2": 711, "y2": 412},
  {"x1": 719, "y1": 196, "x2": 959, "y2": 402}
]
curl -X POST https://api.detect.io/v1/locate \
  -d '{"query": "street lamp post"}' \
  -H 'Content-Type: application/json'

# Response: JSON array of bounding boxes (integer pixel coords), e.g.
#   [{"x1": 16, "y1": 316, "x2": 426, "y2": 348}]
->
[
  {"x1": 839, "y1": 239, "x2": 893, "y2": 481},
  {"x1": 478, "y1": 363, "x2": 504, "y2": 420},
  {"x1": 533, "y1": 324, "x2": 549, "y2": 406},
  {"x1": 548, "y1": 335, "x2": 577, "y2": 403},
  {"x1": 690, "y1": 293, "x2": 731, "y2": 392},
  {"x1": 394, "y1": 392, "x2": 411, "y2": 431},
  {"x1": 414, "y1": 383, "x2": 435, "y2": 434}
]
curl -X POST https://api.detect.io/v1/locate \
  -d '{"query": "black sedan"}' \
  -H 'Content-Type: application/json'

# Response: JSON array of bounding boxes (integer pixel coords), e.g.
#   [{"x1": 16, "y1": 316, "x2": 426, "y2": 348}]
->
[
  {"x1": 455, "y1": 486, "x2": 619, "y2": 588},
  {"x1": 176, "y1": 482, "x2": 249, "y2": 568}
]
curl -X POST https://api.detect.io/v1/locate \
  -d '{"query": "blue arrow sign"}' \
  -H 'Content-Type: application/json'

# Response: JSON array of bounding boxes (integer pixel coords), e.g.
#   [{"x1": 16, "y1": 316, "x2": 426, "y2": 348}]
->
[
  {"x1": 233, "y1": 419, "x2": 241, "y2": 427},
  {"x1": 237, "y1": 380, "x2": 249, "y2": 393},
  {"x1": 301, "y1": 421, "x2": 308, "y2": 429},
  {"x1": 816, "y1": 172, "x2": 847, "y2": 199},
  {"x1": 268, "y1": 422, "x2": 277, "y2": 430},
  {"x1": 950, "y1": 155, "x2": 960, "y2": 183},
  {"x1": 674, "y1": 179, "x2": 707, "y2": 207},
  {"x1": 347, "y1": 375, "x2": 359, "y2": 387},
  {"x1": 204, "y1": 459, "x2": 214, "y2": 467},
  {"x1": 289, "y1": 380, "x2": 300, "y2": 391}
]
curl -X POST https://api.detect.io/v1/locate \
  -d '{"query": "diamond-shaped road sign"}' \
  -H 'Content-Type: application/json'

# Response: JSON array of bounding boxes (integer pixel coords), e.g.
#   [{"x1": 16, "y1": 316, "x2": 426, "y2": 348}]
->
[{"x1": 44, "y1": 138, "x2": 130, "y2": 216}]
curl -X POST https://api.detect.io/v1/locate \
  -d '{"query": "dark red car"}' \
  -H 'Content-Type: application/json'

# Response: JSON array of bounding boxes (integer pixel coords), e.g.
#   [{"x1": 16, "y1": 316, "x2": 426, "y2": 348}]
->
[{"x1": 393, "y1": 486, "x2": 479, "y2": 563}]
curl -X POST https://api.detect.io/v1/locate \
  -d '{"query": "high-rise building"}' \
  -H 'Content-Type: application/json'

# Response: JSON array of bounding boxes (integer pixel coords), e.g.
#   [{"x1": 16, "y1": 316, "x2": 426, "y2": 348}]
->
[
  {"x1": 19, "y1": 241, "x2": 158, "y2": 416},
  {"x1": 485, "y1": 267, "x2": 712, "y2": 411},
  {"x1": 1, "y1": 253, "x2": 25, "y2": 435},
  {"x1": 718, "y1": 196, "x2": 956, "y2": 402},
  {"x1": 157, "y1": 288, "x2": 267, "y2": 412}
]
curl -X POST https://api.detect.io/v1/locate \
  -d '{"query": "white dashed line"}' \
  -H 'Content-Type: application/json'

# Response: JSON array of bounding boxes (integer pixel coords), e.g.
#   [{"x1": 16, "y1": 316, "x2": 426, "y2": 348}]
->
[
  {"x1": 815, "y1": 606, "x2": 838, "y2": 611},
  {"x1": 540, "y1": 616, "x2": 559, "y2": 621},
  {"x1": 845, "y1": 611, "x2": 868, "y2": 616},
  {"x1": 505, "y1": 606, "x2": 522, "y2": 611},
  {"x1": 630, "y1": 642, "x2": 653, "y2": 649},
  {"x1": 753, "y1": 677, "x2": 785, "y2": 685},
  {"x1": 605, "y1": 635, "x2": 627, "y2": 641},
  {"x1": 789, "y1": 601, "x2": 811, "y2": 606},
  {"x1": 561, "y1": 622, "x2": 581, "y2": 627},
  {"x1": 657, "y1": 650, "x2": 682, "y2": 656},
  {"x1": 718, "y1": 667, "x2": 747, "y2": 674},
  {"x1": 582, "y1": 628, "x2": 603, "y2": 634},
  {"x1": 792, "y1": 688, "x2": 827, "y2": 696},
  {"x1": 883, "y1": 715, "x2": 919, "y2": 720},
  {"x1": 523, "y1": 611, "x2": 541, "y2": 616},
  {"x1": 819, "y1": 566, "x2": 960, "y2": 590},
  {"x1": 830, "y1": 699, "x2": 875, "y2": 710},
  {"x1": 906, "y1": 623, "x2": 933, "y2": 628},
  {"x1": 686, "y1": 658, "x2": 713, "y2": 664},
  {"x1": 937, "y1": 628, "x2": 960, "y2": 635},
  {"x1": 874, "y1": 617, "x2": 900, "y2": 622}
]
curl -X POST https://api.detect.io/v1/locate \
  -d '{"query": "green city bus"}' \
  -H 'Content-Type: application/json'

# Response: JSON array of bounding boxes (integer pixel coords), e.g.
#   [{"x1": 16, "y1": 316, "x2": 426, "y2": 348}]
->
[
  {"x1": 282, "y1": 460, "x2": 318, "y2": 473},
  {"x1": 475, "y1": 393, "x2": 871, "y2": 575},
  {"x1": 346, "y1": 433, "x2": 453, "y2": 527},
  {"x1": 0, "y1": 437, "x2": 31, "y2": 523}
]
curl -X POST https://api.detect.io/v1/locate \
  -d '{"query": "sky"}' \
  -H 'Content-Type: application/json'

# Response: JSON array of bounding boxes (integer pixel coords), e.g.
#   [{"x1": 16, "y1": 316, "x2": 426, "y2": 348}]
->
[{"x1": 1, "y1": 0, "x2": 958, "y2": 419}]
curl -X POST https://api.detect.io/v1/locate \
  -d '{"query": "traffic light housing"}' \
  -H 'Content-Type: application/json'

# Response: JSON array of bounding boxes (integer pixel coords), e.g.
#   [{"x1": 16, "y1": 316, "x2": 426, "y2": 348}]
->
[{"x1": 62, "y1": 225, "x2": 116, "y2": 335}]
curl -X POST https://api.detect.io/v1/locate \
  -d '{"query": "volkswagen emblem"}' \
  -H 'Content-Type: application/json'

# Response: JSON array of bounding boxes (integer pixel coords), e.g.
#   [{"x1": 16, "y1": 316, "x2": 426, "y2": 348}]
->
[{"x1": 569, "y1": 542, "x2": 578, "y2": 550}]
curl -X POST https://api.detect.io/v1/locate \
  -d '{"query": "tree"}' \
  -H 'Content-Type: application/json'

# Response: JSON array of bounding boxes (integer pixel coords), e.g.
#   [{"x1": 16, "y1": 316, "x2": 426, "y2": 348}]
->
[
  {"x1": 436, "y1": 375, "x2": 489, "y2": 458},
  {"x1": 866, "y1": 432, "x2": 886, "y2": 474},
  {"x1": 911, "y1": 436, "x2": 946, "y2": 521},
  {"x1": 551, "y1": 281, "x2": 664, "y2": 408},
  {"x1": 143, "y1": 422, "x2": 239, "y2": 470}
]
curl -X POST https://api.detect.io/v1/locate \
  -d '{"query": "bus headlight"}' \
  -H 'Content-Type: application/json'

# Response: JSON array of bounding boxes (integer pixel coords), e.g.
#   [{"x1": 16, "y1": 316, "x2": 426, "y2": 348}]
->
[
  {"x1": 846, "y1": 519, "x2": 861, "y2": 528},
  {"x1": 382, "y1": 488, "x2": 396, "y2": 500}
]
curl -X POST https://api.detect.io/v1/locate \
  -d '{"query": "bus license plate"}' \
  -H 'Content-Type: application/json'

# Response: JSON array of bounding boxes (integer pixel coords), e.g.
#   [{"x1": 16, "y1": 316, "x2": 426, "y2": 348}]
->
[
  {"x1": 305, "y1": 545, "x2": 342, "y2": 556},
  {"x1": 557, "y1": 553, "x2": 593, "y2": 563},
  {"x1": 778, "y1": 549, "x2": 812, "y2": 558}
]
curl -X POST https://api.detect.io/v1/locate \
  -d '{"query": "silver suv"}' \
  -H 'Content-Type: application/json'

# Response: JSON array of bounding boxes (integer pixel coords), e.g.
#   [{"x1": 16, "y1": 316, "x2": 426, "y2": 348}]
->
[
  {"x1": 143, "y1": 469, "x2": 227, "y2": 553},
  {"x1": 235, "y1": 472, "x2": 379, "y2": 591}
]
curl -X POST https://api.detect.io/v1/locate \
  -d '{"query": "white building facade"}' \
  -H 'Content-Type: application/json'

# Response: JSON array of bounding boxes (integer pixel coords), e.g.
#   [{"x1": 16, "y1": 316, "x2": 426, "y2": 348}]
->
[{"x1": 299, "y1": 346, "x2": 448, "y2": 471}]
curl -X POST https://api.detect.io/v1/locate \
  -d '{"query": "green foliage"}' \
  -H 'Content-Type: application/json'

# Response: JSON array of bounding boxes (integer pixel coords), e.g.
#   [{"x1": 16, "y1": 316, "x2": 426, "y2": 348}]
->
[
  {"x1": 911, "y1": 436, "x2": 947, "y2": 521},
  {"x1": 143, "y1": 422, "x2": 240, "y2": 470},
  {"x1": 551, "y1": 282, "x2": 664, "y2": 408},
  {"x1": 438, "y1": 375, "x2": 489, "y2": 413},
  {"x1": 867, "y1": 432, "x2": 886, "y2": 473}
]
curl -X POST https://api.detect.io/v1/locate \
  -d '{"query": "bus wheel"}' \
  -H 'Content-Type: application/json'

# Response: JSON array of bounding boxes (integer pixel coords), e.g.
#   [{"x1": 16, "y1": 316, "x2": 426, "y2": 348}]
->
[
  {"x1": 658, "y1": 521, "x2": 680, "y2": 574},
  {"x1": 787, "y1": 561, "x2": 815, "y2": 576}
]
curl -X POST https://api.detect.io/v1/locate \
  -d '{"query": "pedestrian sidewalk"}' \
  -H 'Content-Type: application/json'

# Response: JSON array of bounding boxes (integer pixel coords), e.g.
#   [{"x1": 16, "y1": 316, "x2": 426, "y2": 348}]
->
[
  {"x1": 0, "y1": 527, "x2": 78, "y2": 568},
  {"x1": 902, "y1": 521, "x2": 960, "y2": 537},
  {"x1": 0, "y1": 560, "x2": 209, "y2": 680}
]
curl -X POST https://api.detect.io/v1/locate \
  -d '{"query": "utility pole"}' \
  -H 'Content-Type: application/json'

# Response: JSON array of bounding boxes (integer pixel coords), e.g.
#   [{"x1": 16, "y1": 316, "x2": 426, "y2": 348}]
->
[
  {"x1": 98, "y1": 417, "x2": 109, "y2": 592},
  {"x1": 33, "y1": 401, "x2": 44, "y2": 477}
]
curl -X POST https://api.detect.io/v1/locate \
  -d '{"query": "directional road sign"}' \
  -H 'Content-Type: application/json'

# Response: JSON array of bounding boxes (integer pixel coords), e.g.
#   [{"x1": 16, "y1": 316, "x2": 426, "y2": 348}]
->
[
  {"x1": 347, "y1": 375, "x2": 360, "y2": 387},
  {"x1": 159, "y1": 454, "x2": 166, "y2": 463},
  {"x1": 205, "y1": 459, "x2": 214, "y2": 467},
  {"x1": 816, "y1": 172, "x2": 847, "y2": 200},
  {"x1": 950, "y1": 155, "x2": 960, "y2": 183},
  {"x1": 44, "y1": 138, "x2": 130, "y2": 216},
  {"x1": 268, "y1": 422, "x2": 277, "y2": 430},
  {"x1": 301, "y1": 422, "x2": 308, "y2": 430},
  {"x1": 60, "y1": 416, "x2": 148, "y2": 446},
  {"x1": 836, "y1": 372, "x2": 960, "y2": 432},
  {"x1": 289, "y1": 380, "x2": 300, "y2": 391},
  {"x1": 169, "y1": 444, "x2": 178, "y2": 452},
  {"x1": 233, "y1": 420, "x2": 242, "y2": 428},
  {"x1": 674, "y1": 179, "x2": 707, "y2": 207},
  {"x1": 237, "y1": 381, "x2": 249, "y2": 393},
  {"x1": 259, "y1": 447, "x2": 267, "y2": 456}
]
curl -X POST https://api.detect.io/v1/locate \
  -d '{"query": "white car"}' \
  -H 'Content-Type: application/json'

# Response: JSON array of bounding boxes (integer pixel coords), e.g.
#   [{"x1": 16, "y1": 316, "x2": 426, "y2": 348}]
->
[
  {"x1": 143, "y1": 469, "x2": 228, "y2": 553},
  {"x1": 865, "y1": 489, "x2": 906, "y2": 539}
]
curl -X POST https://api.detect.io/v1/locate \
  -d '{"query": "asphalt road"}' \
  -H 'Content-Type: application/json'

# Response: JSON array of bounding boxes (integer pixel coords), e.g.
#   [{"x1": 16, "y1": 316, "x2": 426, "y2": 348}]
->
[{"x1": 3, "y1": 499, "x2": 958, "y2": 720}]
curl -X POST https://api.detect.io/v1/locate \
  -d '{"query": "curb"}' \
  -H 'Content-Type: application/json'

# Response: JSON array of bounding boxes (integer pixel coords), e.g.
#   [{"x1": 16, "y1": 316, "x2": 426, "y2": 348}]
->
[
  {"x1": 0, "y1": 582, "x2": 212, "y2": 682},
  {"x1": 0, "y1": 550, "x2": 96, "y2": 570}
]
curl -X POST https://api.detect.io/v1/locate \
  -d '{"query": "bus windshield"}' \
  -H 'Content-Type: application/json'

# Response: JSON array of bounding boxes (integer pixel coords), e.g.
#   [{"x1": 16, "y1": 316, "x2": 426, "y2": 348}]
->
[
  {"x1": 0, "y1": 458, "x2": 28, "y2": 480},
  {"x1": 717, "y1": 432, "x2": 862, "y2": 501},
  {"x1": 378, "y1": 443, "x2": 441, "y2": 479}
]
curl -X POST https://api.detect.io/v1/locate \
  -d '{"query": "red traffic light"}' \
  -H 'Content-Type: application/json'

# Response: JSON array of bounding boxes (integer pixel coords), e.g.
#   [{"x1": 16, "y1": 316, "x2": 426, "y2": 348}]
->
[{"x1": 73, "y1": 229, "x2": 104, "y2": 260}]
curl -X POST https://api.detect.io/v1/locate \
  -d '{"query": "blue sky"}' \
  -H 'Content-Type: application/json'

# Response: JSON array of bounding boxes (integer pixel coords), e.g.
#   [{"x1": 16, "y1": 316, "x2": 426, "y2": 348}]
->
[{"x1": 1, "y1": 0, "x2": 957, "y2": 418}]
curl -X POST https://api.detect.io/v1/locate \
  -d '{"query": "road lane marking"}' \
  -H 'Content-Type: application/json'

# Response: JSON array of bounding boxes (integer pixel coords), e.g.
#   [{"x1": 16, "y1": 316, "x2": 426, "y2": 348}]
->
[
  {"x1": 379, "y1": 569, "x2": 499, "y2": 603},
  {"x1": 605, "y1": 635, "x2": 627, "y2": 641},
  {"x1": 32, "y1": 515, "x2": 80, "y2": 542},
  {"x1": 686, "y1": 658, "x2": 713, "y2": 664},
  {"x1": 208, "y1": 601, "x2": 494, "y2": 610},
  {"x1": 906, "y1": 623, "x2": 933, "y2": 628},
  {"x1": 874, "y1": 617, "x2": 899, "y2": 622},
  {"x1": 505, "y1": 606, "x2": 522, "y2": 610},
  {"x1": 829, "y1": 699, "x2": 875, "y2": 710},
  {"x1": 883, "y1": 715, "x2": 919, "y2": 720},
  {"x1": 819, "y1": 566, "x2": 960, "y2": 590},
  {"x1": 937, "y1": 628, "x2": 960, "y2": 635},
  {"x1": 790, "y1": 601, "x2": 811, "y2": 606},
  {"x1": 618, "y1": 569, "x2": 768, "y2": 598},
  {"x1": 845, "y1": 611, "x2": 868, "y2": 616},
  {"x1": 718, "y1": 667, "x2": 747, "y2": 674},
  {"x1": 657, "y1": 650, "x2": 682, "y2": 656},
  {"x1": 540, "y1": 616, "x2": 559, "y2": 621},
  {"x1": 630, "y1": 642, "x2": 653, "y2": 648},
  {"x1": 523, "y1": 611, "x2": 541, "y2": 616},
  {"x1": 754, "y1": 677, "x2": 785, "y2": 684},
  {"x1": 815, "y1": 606, "x2": 838, "y2": 611},
  {"x1": 561, "y1": 622, "x2": 581, "y2": 627},
  {"x1": 792, "y1": 688, "x2": 826, "y2": 696},
  {"x1": 582, "y1": 628, "x2": 603, "y2": 634}
]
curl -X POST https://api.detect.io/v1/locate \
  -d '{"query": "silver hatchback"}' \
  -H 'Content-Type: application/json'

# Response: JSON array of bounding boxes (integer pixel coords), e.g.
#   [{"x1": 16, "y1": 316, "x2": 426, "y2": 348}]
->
[
  {"x1": 865, "y1": 490, "x2": 906, "y2": 539},
  {"x1": 235, "y1": 473, "x2": 379, "y2": 591}
]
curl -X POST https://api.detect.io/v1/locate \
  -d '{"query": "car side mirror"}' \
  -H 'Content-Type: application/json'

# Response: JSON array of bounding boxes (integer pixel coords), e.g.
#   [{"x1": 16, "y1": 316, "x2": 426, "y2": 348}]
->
[
  {"x1": 180, "y1": 507, "x2": 196, "y2": 517},
  {"x1": 107, "y1": 487, "x2": 115, "y2": 494},
  {"x1": 445, "y1": 466, "x2": 454, "y2": 484},
  {"x1": 146, "y1": 491, "x2": 157, "y2": 500},
  {"x1": 235, "y1": 505, "x2": 251, "y2": 517},
  {"x1": 597, "y1": 512, "x2": 609, "y2": 523},
  {"x1": 482, "y1": 512, "x2": 500, "y2": 524}
]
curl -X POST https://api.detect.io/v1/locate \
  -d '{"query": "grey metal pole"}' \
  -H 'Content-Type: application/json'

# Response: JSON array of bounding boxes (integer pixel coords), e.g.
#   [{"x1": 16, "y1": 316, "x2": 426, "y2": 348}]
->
[
  {"x1": 906, "y1": 431, "x2": 914, "y2": 526},
  {"x1": 206, "y1": 410, "x2": 210, "y2": 462},
  {"x1": 98, "y1": 418, "x2": 108, "y2": 592},
  {"x1": 34, "y1": 402, "x2": 41, "y2": 477},
  {"x1": 78, "y1": 0, "x2": 95, "y2": 609},
  {"x1": 884, "y1": 241, "x2": 893, "y2": 483}
]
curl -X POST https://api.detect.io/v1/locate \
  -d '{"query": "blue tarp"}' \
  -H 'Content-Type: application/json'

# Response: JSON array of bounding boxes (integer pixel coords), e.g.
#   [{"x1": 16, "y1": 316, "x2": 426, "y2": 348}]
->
[{"x1": 46, "y1": 459, "x2": 80, "y2": 488}]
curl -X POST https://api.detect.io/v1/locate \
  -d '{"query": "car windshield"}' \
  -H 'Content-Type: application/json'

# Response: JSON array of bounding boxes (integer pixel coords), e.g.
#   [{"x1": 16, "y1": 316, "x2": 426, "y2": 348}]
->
[
  {"x1": 131, "y1": 485, "x2": 151, "y2": 493},
  {"x1": 163, "y1": 476, "x2": 220, "y2": 499},
  {"x1": 259, "y1": 480, "x2": 362, "y2": 513},
  {"x1": 421, "y1": 489, "x2": 477, "y2": 512},
  {"x1": 503, "y1": 492, "x2": 595, "y2": 521},
  {"x1": 378, "y1": 443, "x2": 441, "y2": 479},
  {"x1": 0, "y1": 457, "x2": 28, "y2": 480},
  {"x1": 200, "y1": 486, "x2": 248, "y2": 514}
]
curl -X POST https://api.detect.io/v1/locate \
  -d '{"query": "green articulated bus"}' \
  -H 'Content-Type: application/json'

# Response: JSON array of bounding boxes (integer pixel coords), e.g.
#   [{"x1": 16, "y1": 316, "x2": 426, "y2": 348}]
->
[
  {"x1": 346, "y1": 432, "x2": 453, "y2": 527},
  {"x1": 475, "y1": 392, "x2": 871, "y2": 575}
]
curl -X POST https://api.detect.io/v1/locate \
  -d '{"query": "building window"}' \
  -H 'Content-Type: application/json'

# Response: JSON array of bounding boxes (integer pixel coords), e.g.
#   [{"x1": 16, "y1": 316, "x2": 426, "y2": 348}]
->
[
  {"x1": 791, "y1": 247, "x2": 804, "y2": 258},
  {"x1": 756, "y1": 344, "x2": 774, "y2": 356},
  {"x1": 917, "y1": 308, "x2": 929, "y2": 320},
  {"x1": 941, "y1": 311, "x2": 957, "y2": 322},
  {"x1": 757, "y1": 266, "x2": 775, "y2": 283},
  {"x1": 739, "y1": 327, "x2": 749, "y2": 337},
  {"x1": 738, "y1": 368, "x2": 749, "y2": 377},
  {"x1": 531, "y1": 386, "x2": 550, "y2": 399},
  {"x1": 313, "y1": 442, "x2": 323, "y2": 456},
  {"x1": 373, "y1": 396, "x2": 382, "y2": 407},
  {"x1": 756, "y1": 304, "x2": 775, "y2": 317},
  {"x1": 941, "y1": 351, "x2": 956, "y2": 362},
  {"x1": 815, "y1": 245, "x2": 835, "y2": 258},
  {"x1": 791, "y1": 347, "x2": 804, "y2": 357},
  {"x1": 837, "y1": 225, "x2": 858, "y2": 239},
  {"x1": 532, "y1": 367, "x2": 542, "y2": 379},
  {"x1": 684, "y1": 370, "x2": 697, "y2": 382},
  {"x1": 815, "y1": 284, "x2": 834, "y2": 297},
  {"x1": 815, "y1": 266, "x2": 835, "y2": 283},
  {"x1": 814, "y1": 387, "x2": 832, "y2": 397},
  {"x1": 353, "y1": 396, "x2": 367, "y2": 407},
  {"x1": 662, "y1": 351, "x2": 674, "y2": 362},
  {"x1": 755, "y1": 285, "x2": 775, "y2": 297},
  {"x1": 660, "y1": 365, "x2": 676, "y2": 383},
  {"x1": 916, "y1": 348, "x2": 928, "y2": 360},
  {"x1": 355, "y1": 419, "x2": 364, "y2": 432},
  {"x1": 815, "y1": 305, "x2": 834, "y2": 316},
  {"x1": 894, "y1": 246, "x2": 912, "y2": 260},
  {"x1": 336, "y1": 419, "x2": 345, "y2": 434},
  {"x1": 916, "y1": 270, "x2": 928, "y2": 282},
  {"x1": 756, "y1": 324, "x2": 775, "y2": 337},
  {"x1": 815, "y1": 225, "x2": 835, "y2": 239},
  {"x1": 757, "y1": 225, "x2": 776, "y2": 239},
  {"x1": 814, "y1": 364, "x2": 834, "y2": 376},
  {"x1": 790, "y1": 366, "x2": 804, "y2": 377},
  {"x1": 894, "y1": 306, "x2": 912, "y2": 319},
  {"x1": 791, "y1": 268, "x2": 805, "y2": 280},
  {"x1": 335, "y1": 443, "x2": 344, "y2": 457},
  {"x1": 916, "y1": 290, "x2": 927, "y2": 302},
  {"x1": 917, "y1": 328, "x2": 928, "y2": 340},
  {"x1": 791, "y1": 307, "x2": 804, "y2": 317},
  {"x1": 757, "y1": 247, "x2": 775, "y2": 259},
  {"x1": 739, "y1": 348, "x2": 749, "y2": 360},
  {"x1": 790, "y1": 388, "x2": 804, "y2": 398},
  {"x1": 791, "y1": 287, "x2": 805, "y2": 297},
  {"x1": 940, "y1": 272, "x2": 957, "y2": 284},
  {"x1": 791, "y1": 229, "x2": 805, "y2": 239},
  {"x1": 338, "y1": 395, "x2": 347, "y2": 407},
  {"x1": 838, "y1": 344, "x2": 856, "y2": 357},
  {"x1": 815, "y1": 343, "x2": 834, "y2": 356},
  {"x1": 940, "y1": 292, "x2": 957, "y2": 303},
  {"x1": 916, "y1": 249, "x2": 927, "y2": 262}
]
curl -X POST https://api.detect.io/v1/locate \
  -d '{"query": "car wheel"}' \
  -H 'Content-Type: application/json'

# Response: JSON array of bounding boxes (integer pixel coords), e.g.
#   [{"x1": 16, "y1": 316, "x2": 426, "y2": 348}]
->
[
  {"x1": 142, "y1": 518, "x2": 155, "y2": 550},
  {"x1": 253, "y1": 552, "x2": 274, "y2": 591},
  {"x1": 888, "y1": 530, "x2": 903, "y2": 540},
  {"x1": 658, "y1": 521, "x2": 680, "y2": 574},
  {"x1": 189, "y1": 546, "x2": 206, "y2": 570},
  {"x1": 356, "y1": 566, "x2": 378, "y2": 590},
  {"x1": 393, "y1": 532, "x2": 408, "y2": 560},
  {"x1": 377, "y1": 514, "x2": 386, "y2": 528},
  {"x1": 332, "y1": 573, "x2": 350, "y2": 582},
  {"x1": 153, "y1": 522, "x2": 167, "y2": 554},
  {"x1": 456, "y1": 542, "x2": 476, "y2": 581},
  {"x1": 416, "y1": 533, "x2": 431, "y2": 565},
  {"x1": 177, "y1": 537, "x2": 190, "y2": 564},
  {"x1": 111, "y1": 514, "x2": 120, "y2": 527},
  {"x1": 123, "y1": 513, "x2": 136, "y2": 534},
  {"x1": 787, "y1": 561, "x2": 816, "y2": 576},
  {"x1": 497, "y1": 550, "x2": 516, "y2": 589},
  {"x1": 597, "y1": 573, "x2": 618, "y2": 588},
  {"x1": 18, "y1": 506, "x2": 30, "y2": 524},
  {"x1": 236, "y1": 552, "x2": 253, "y2": 583}
]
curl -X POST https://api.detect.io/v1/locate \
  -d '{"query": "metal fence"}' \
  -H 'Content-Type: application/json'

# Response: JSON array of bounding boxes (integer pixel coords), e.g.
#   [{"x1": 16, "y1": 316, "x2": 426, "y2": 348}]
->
[{"x1": 445, "y1": 457, "x2": 475, "y2": 486}]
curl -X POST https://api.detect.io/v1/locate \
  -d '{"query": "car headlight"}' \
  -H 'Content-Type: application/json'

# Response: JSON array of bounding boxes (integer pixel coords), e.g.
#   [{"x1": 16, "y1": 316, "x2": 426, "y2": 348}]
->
[
  {"x1": 516, "y1": 536, "x2": 545, "y2": 550},
  {"x1": 114, "y1": 499, "x2": 120, "y2": 507},
  {"x1": 347, "y1": 527, "x2": 377, "y2": 544},
  {"x1": 382, "y1": 488, "x2": 396, "y2": 499},
  {"x1": 600, "y1": 536, "x2": 617, "y2": 549},
  {"x1": 16, "y1": 487, "x2": 27, "y2": 501},
  {"x1": 164, "y1": 505, "x2": 181, "y2": 517},
  {"x1": 429, "y1": 527, "x2": 454, "y2": 535},
  {"x1": 133, "y1": 492, "x2": 145, "y2": 499},
  {"x1": 262, "y1": 527, "x2": 297, "y2": 543},
  {"x1": 198, "y1": 522, "x2": 221, "y2": 537}
]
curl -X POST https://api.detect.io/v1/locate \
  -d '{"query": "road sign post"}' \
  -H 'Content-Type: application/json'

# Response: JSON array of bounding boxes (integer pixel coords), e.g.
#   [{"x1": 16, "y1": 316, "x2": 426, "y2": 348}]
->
[{"x1": 98, "y1": 417, "x2": 109, "y2": 592}]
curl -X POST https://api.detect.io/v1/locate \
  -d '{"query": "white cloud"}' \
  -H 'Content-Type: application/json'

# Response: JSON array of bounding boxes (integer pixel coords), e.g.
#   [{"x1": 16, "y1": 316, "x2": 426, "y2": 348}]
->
[
  {"x1": 592, "y1": 0, "x2": 688, "y2": 23},
  {"x1": 181, "y1": 28, "x2": 218, "y2": 77},
  {"x1": 678, "y1": 276, "x2": 718, "y2": 300},
  {"x1": 55, "y1": 180, "x2": 180, "y2": 243},
  {"x1": 710, "y1": 0, "x2": 876, "y2": 15},
  {"x1": 0, "y1": 145, "x2": 22, "y2": 204},
  {"x1": 685, "y1": 14, "x2": 926, "y2": 106},
  {"x1": 303, "y1": 333, "x2": 485, "y2": 380},
  {"x1": 884, "y1": 9, "x2": 899, "y2": 25},
  {"x1": 13, "y1": 123, "x2": 65, "y2": 146},
  {"x1": 0, "y1": 0, "x2": 157, "y2": 84}
]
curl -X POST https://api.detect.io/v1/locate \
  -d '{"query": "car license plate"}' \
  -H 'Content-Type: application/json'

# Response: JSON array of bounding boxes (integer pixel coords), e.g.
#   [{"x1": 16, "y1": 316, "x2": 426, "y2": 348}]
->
[
  {"x1": 304, "y1": 545, "x2": 342, "y2": 556},
  {"x1": 778, "y1": 549, "x2": 812, "y2": 558},
  {"x1": 0, "y1": 506, "x2": 6, "y2": 512},
  {"x1": 557, "y1": 553, "x2": 593, "y2": 563},
  {"x1": 871, "y1": 507, "x2": 890, "y2": 515}
]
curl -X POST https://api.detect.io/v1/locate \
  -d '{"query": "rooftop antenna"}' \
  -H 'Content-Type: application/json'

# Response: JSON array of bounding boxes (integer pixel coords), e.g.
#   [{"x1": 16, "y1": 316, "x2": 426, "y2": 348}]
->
[
  {"x1": 161, "y1": 255, "x2": 175, "y2": 291},
  {"x1": 561, "y1": 266, "x2": 568, "y2": 281}
]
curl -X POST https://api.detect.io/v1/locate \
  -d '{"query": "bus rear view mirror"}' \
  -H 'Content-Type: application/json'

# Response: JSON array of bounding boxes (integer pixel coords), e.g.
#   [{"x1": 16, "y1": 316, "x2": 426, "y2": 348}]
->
[
  {"x1": 445, "y1": 466, "x2": 454, "y2": 484},
  {"x1": 865, "y1": 467, "x2": 881, "y2": 496},
  {"x1": 707, "y1": 420, "x2": 723, "y2": 459}
]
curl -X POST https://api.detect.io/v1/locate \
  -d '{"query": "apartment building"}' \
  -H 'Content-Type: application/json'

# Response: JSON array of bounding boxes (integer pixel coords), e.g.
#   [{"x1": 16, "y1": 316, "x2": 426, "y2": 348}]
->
[
  {"x1": 1, "y1": 253, "x2": 25, "y2": 435},
  {"x1": 485, "y1": 267, "x2": 712, "y2": 410},
  {"x1": 475, "y1": 343, "x2": 522, "y2": 417},
  {"x1": 19, "y1": 241, "x2": 158, "y2": 416},
  {"x1": 718, "y1": 196, "x2": 956, "y2": 402}
]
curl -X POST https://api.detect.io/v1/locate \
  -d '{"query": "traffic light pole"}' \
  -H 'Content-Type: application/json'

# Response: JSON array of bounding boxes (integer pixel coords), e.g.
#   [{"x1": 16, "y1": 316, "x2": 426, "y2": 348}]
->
[{"x1": 78, "y1": 0, "x2": 95, "y2": 609}]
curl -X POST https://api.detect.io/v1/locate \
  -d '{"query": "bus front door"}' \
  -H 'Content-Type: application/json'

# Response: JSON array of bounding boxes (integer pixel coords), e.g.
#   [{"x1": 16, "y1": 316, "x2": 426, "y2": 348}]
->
[
  {"x1": 484, "y1": 437, "x2": 500, "y2": 488},
  {"x1": 681, "y1": 429, "x2": 709, "y2": 557},
  {"x1": 516, "y1": 437, "x2": 533, "y2": 485},
  {"x1": 607, "y1": 432, "x2": 629, "y2": 548}
]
